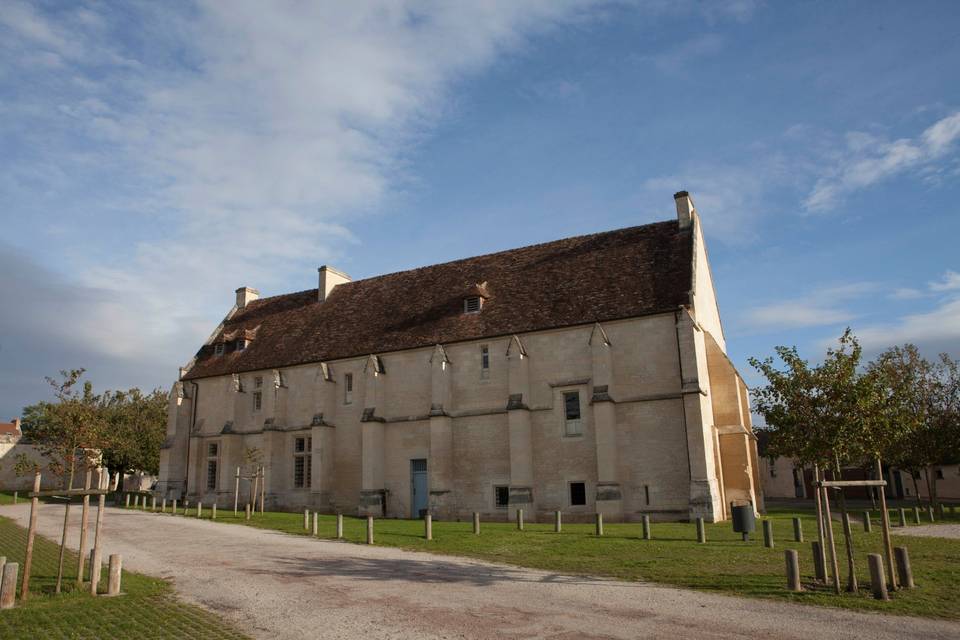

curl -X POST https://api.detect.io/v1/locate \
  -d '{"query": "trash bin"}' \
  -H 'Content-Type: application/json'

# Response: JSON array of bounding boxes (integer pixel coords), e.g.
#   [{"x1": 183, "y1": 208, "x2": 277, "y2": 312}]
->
[{"x1": 731, "y1": 502, "x2": 755, "y2": 541}]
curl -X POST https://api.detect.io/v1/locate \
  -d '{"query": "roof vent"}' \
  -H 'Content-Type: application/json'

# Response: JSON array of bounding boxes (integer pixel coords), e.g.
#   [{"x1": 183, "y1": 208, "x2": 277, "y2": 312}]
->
[{"x1": 463, "y1": 281, "x2": 489, "y2": 314}]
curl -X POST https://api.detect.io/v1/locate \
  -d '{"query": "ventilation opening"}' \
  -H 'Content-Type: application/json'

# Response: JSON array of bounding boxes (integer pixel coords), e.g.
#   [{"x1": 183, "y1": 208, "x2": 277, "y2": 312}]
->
[{"x1": 464, "y1": 296, "x2": 482, "y2": 313}]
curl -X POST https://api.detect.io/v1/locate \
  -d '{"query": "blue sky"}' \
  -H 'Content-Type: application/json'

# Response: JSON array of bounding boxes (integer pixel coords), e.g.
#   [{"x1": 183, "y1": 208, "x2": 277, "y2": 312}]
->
[{"x1": 1, "y1": 1, "x2": 959, "y2": 419}]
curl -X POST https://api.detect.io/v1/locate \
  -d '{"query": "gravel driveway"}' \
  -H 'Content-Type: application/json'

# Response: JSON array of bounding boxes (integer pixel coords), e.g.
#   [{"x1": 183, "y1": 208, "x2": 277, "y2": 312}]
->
[
  {"x1": 893, "y1": 524, "x2": 960, "y2": 540},
  {"x1": 3, "y1": 503, "x2": 958, "y2": 640}
]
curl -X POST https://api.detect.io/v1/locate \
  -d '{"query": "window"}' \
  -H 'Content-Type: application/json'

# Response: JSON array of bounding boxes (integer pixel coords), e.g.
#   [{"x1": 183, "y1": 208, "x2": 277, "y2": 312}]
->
[
  {"x1": 494, "y1": 485, "x2": 509, "y2": 509},
  {"x1": 253, "y1": 391, "x2": 262, "y2": 412},
  {"x1": 936, "y1": 469, "x2": 944, "y2": 480},
  {"x1": 293, "y1": 436, "x2": 312, "y2": 488},
  {"x1": 206, "y1": 442, "x2": 218, "y2": 490},
  {"x1": 344, "y1": 373, "x2": 353, "y2": 404},
  {"x1": 480, "y1": 345, "x2": 490, "y2": 379},
  {"x1": 563, "y1": 391, "x2": 582, "y2": 436},
  {"x1": 236, "y1": 339, "x2": 246, "y2": 351},
  {"x1": 255, "y1": 376, "x2": 263, "y2": 388},
  {"x1": 214, "y1": 343, "x2": 224, "y2": 356},
  {"x1": 464, "y1": 296, "x2": 482, "y2": 313},
  {"x1": 569, "y1": 482, "x2": 586, "y2": 506}
]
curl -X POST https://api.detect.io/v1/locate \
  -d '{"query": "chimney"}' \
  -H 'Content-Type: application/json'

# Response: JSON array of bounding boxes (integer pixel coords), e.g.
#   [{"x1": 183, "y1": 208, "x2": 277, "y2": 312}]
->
[
  {"x1": 235, "y1": 286, "x2": 260, "y2": 309},
  {"x1": 318, "y1": 265, "x2": 351, "y2": 302},
  {"x1": 674, "y1": 190, "x2": 695, "y2": 229}
]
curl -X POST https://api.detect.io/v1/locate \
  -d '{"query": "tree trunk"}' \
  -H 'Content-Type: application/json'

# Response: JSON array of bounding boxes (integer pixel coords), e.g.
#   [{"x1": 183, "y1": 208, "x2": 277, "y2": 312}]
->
[
  {"x1": 834, "y1": 461, "x2": 858, "y2": 593},
  {"x1": 55, "y1": 453, "x2": 77, "y2": 593},
  {"x1": 923, "y1": 466, "x2": 935, "y2": 508},
  {"x1": 868, "y1": 466, "x2": 877, "y2": 509},
  {"x1": 911, "y1": 472, "x2": 922, "y2": 505}
]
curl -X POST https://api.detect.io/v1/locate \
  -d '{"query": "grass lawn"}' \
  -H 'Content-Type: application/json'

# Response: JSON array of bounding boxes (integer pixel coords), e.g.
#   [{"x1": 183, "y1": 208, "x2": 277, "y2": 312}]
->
[
  {"x1": 153, "y1": 501, "x2": 960, "y2": 620},
  {"x1": 0, "y1": 514, "x2": 250, "y2": 639}
]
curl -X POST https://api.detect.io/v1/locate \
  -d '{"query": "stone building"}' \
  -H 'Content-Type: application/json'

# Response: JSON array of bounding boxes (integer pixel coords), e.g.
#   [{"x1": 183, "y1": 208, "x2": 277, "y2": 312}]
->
[{"x1": 159, "y1": 192, "x2": 762, "y2": 522}]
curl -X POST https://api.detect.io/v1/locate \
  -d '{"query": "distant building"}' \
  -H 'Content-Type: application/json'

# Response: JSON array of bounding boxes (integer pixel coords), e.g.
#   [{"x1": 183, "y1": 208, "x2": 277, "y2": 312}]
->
[
  {"x1": 160, "y1": 192, "x2": 762, "y2": 522},
  {"x1": 0, "y1": 418, "x2": 56, "y2": 490}
]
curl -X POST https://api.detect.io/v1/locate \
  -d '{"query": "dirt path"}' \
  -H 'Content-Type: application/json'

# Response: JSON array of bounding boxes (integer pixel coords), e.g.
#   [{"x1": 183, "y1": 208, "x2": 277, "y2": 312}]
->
[
  {"x1": 893, "y1": 524, "x2": 960, "y2": 540},
  {"x1": 3, "y1": 503, "x2": 958, "y2": 640}
]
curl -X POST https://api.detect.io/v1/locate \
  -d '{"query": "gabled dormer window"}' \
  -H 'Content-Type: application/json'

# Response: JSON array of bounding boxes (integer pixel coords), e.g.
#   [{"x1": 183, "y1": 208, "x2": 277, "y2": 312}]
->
[
  {"x1": 236, "y1": 339, "x2": 246, "y2": 351},
  {"x1": 464, "y1": 296, "x2": 482, "y2": 314},
  {"x1": 214, "y1": 343, "x2": 224, "y2": 356}
]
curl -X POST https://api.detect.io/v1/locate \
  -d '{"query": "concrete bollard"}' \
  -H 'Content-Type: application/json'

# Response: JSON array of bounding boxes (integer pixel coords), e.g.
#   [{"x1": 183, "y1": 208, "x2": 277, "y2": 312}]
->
[
  {"x1": 313, "y1": 512, "x2": 319, "y2": 537},
  {"x1": 642, "y1": 514, "x2": 651, "y2": 540},
  {"x1": 792, "y1": 517, "x2": 803, "y2": 542},
  {"x1": 336, "y1": 513, "x2": 344, "y2": 539},
  {"x1": 90, "y1": 547, "x2": 102, "y2": 594},
  {"x1": 424, "y1": 514, "x2": 432, "y2": 541},
  {"x1": 107, "y1": 554, "x2": 122, "y2": 596},
  {"x1": 473, "y1": 512, "x2": 480, "y2": 535},
  {"x1": 516, "y1": 509, "x2": 524, "y2": 531},
  {"x1": 898, "y1": 508, "x2": 906, "y2": 527},
  {"x1": 785, "y1": 550, "x2": 801, "y2": 592},
  {"x1": 304, "y1": 509, "x2": 310, "y2": 530},
  {"x1": 697, "y1": 517, "x2": 706, "y2": 543},
  {"x1": 366, "y1": 516, "x2": 374, "y2": 545},
  {"x1": 812, "y1": 541, "x2": 826, "y2": 582},
  {"x1": 894, "y1": 546, "x2": 914, "y2": 588},
  {"x1": 913, "y1": 506, "x2": 921, "y2": 525},
  {"x1": 161, "y1": 498, "x2": 167, "y2": 513},
  {"x1": 0, "y1": 562, "x2": 19, "y2": 609},
  {"x1": 867, "y1": 553, "x2": 888, "y2": 600},
  {"x1": 763, "y1": 520, "x2": 774, "y2": 548},
  {"x1": 555, "y1": 510, "x2": 562, "y2": 533},
  {"x1": 125, "y1": 494, "x2": 130, "y2": 508},
  {"x1": 863, "y1": 511, "x2": 872, "y2": 533},
  {"x1": 927, "y1": 506, "x2": 935, "y2": 523},
  {"x1": 595, "y1": 513, "x2": 603, "y2": 537},
  {"x1": 197, "y1": 502, "x2": 202, "y2": 518},
  {"x1": 151, "y1": 496, "x2": 157, "y2": 511},
  {"x1": 245, "y1": 504, "x2": 251, "y2": 520},
  {"x1": 212, "y1": 504, "x2": 217, "y2": 520},
  {"x1": 133, "y1": 495, "x2": 139, "y2": 508},
  {"x1": 172, "y1": 499, "x2": 177, "y2": 515}
]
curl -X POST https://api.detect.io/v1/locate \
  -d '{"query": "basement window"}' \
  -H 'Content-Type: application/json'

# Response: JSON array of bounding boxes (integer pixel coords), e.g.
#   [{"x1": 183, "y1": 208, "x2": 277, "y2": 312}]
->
[
  {"x1": 464, "y1": 296, "x2": 482, "y2": 314},
  {"x1": 569, "y1": 482, "x2": 586, "y2": 506},
  {"x1": 494, "y1": 485, "x2": 509, "y2": 509}
]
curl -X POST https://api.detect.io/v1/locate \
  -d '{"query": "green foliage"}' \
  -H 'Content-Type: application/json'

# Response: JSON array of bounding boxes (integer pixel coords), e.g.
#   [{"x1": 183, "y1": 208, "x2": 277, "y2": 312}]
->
[{"x1": 98, "y1": 388, "x2": 169, "y2": 476}]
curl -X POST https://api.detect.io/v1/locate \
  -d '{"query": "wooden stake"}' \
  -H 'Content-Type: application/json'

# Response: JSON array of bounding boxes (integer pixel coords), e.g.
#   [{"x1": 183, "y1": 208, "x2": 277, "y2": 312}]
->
[
  {"x1": 554, "y1": 510, "x2": 561, "y2": 533},
  {"x1": 424, "y1": 513, "x2": 432, "y2": 540},
  {"x1": 234, "y1": 466, "x2": 240, "y2": 515},
  {"x1": 697, "y1": 517, "x2": 706, "y2": 543},
  {"x1": 642, "y1": 514, "x2": 651, "y2": 540},
  {"x1": 785, "y1": 549, "x2": 801, "y2": 592},
  {"x1": 821, "y1": 475, "x2": 841, "y2": 594},
  {"x1": 366, "y1": 515, "x2": 374, "y2": 544},
  {"x1": 894, "y1": 546, "x2": 914, "y2": 588},
  {"x1": 251, "y1": 471, "x2": 259, "y2": 514},
  {"x1": 76, "y1": 468, "x2": 93, "y2": 585},
  {"x1": 20, "y1": 472, "x2": 41, "y2": 601},
  {"x1": 813, "y1": 464, "x2": 828, "y2": 583},
  {"x1": 107, "y1": 554, "x2": 122, "y2": 596},
  {"x1": 516, "y1": 509, "x2": 524, "y2": 531},
  {"x1": 90, "y1": 470, "x2": 107, "y2": 595},
  {"x1": 792, "y1": 517, "x2": 803, "y2": 542},
  {"x1": 595, "y1": 513, "x2": 603, "y2": 537},
  {"x1": 867, "y1": 554, "x2": 888, "y2": 600},
  {"x1": 312, "y1": 512, "x2": 319, "y2": 536},
  {"x1": 473, "y1": 512, "x2": 480, "y2": 535},
  {"x1": 875, "y1": 459, "x2": 897, "y2": 591},
  {"x1": 259, "y1": 465, "x2": 265, "y2": 514},
  {"x1": 336, "y1": 513, "x2": 343, "y2": 539},
  {"x1": 0, "y1": 562, "x2": 18, "y2": 609}
]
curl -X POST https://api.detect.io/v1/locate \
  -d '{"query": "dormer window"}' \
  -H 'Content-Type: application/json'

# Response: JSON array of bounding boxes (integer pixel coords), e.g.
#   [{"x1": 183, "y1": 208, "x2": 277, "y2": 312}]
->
[
  {"x1": 214, "y1": 343, "x2": 224, "y2": 356},
  {"x1": 236, "y1": 339, "x2": 246, "y2": 351},
  {"x1": 464, "y1": 296, "x2": 482, "y2": 314}
]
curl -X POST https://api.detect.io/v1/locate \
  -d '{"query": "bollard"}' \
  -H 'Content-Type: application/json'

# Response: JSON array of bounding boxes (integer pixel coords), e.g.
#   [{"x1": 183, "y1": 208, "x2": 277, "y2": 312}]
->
[
  {"x1": 366, "y1": 516, "x2": 374, "y2": 544},
  {"x1": 151, "y1": 496, "x2": 157, "y2": 511},
  {"x1": 172, "y1": 499, "x2": 177, "y2": 515},
  {"x1": 473, "y1": 512, "x2": 480, "y2": 535},
  {"x1": 697, "y1": 517, "x2": 706, "y2": 543},
  {"x1": 642, "y1": 514, "x2": 651, "y2": 540},
  {"x1": 0, "y1": 562, "x2": 19, "y2": 609},
  {"x1": 792, "y1": 517, "x2": 803, "y2": 542},
  {"x1": 950, "y1": 505, "x2": 955, "y2": 516},
  {"x1": 555, "y1": 510, "x2": 562, "y2": 533},
  {"x1": 107, "y1": 554, "x2": 122, "y2": 596},
  {"x1": 245, "y1": 504, "x2": 251, "y2": 520},
  {"x1": 812, "y1": 541, "x2": 826, "y2": 583},
  {"x1": 763, "y1": 519, "x2": 774, "y2": 548},
  {"x1": 125, "y1": 494, "x2": 130, "y2": 508},
  {"x1": 894, "y1": 546, "x2": 914, "y2": 589},
  {"x1": 937, "y1": 503, "x2": 944, "y2": 520},
  {"x1": 898, "y1": 508, "x2": 906, "y2": 527},
  {"x1": 425, "y1": 514, "x2": 432, "y2": 541},
  {"x1": 516, "y1": 509, "x2": 524, "y2": 531},
  {"x1": 88, "y1": 549, "x2": 96, "y2": 586},
  {"x1": 913, "y1": 506, "x2": 921, "y2": 525},
  {"x1": 133, "y1": 495, "x2": 139, "y2": 508},
  {"x1": 304, "y1": 509, "x2": 310, "y2": 530},
  {"x1": 785, "y1": 550, "x2": 801, "y2": 592},
  {"x1": 197, "y1": 502, "x2": 202, "y2": 518},
  {"x1": 183, "y1": 499, "x2": 189, "y2": 514},
  {"x1": 863, "y1": 511, "x2": 871, "y2": 533},
  {"x1": 595, "y1": 513, "x2": 603, "y2": 537},
  {"x1": 12, "y1": 491, "x2": 16, "y2": 505},
  {"x1": 313, "y1": 512, "x2": 319, "y2": 537},
  {"x1": 336, "y1": 513, "x2": 343, "y2": 539},
  {"x1": 927, "y1": 506, "x2": 935, "y2": 523},
  {"x1": 867, "y1": 554, "x2": 888, "y2": 600},
  {"x1": 161, "y1": 498, "x2": 167, "y2": 514},
  {"x1": 212, "y1": 504, "x2": 217, "y2": 520},
  {"x1": 90, "y1": 546, "x2": 102, "y2": 594}
]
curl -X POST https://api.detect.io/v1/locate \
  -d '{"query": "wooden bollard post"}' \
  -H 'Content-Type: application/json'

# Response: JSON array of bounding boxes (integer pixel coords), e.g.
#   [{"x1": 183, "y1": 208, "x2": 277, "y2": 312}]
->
[
  {"x1": 197, "y1": 502, "x2": 202, "y2": 518},
  {"x1": 792, "y1": 517, "x2": 803, "y2": 542},
  {"x1": 125, "y1": 494, "x2": 130, "y2": 508},
  {"x1": 842, "y1": 512, "x2": 851, "y2": 535},
  {"x1": 937, "y1": 503, "x2": 944, "y2": 520},
  {"x1": 763, "y1": 519, "x2": 774, "y2": 548},
  {"x1": 425, "y1": 514, "x2": 433, "y2": 541},
  {"x1": 642, "y1": 514, "x2": 651, "y2": 540},
  {"x1": 595, "y1": 513, "x2": 603, "y2": 536},
  {"x1": 366, "y1": 516, "x2": 374, "y2": 544},
  {"x1": 20, "y1": 472, "x2": 41, "y2": 601},
  {"x1": 697, "y1": 517, "x2": 706, "y2": 544},
  {"x1": 12, "y1": 491, "x2": 16, "y2": 505},
  {"x1": 313, "y1": 512, "x2": 319, "y2": 536},
  {"x1": 473, "y1": 512, "x2": 480, "y2": 535},
  {"x1": 161, "y1": 498, "x2": 167, "y2": 514},
  {"x1": 336, "y1": 513, "x2": 344, "y2": 539},
  {"x1": 107, "y1": 554, "x2": 122, "y2": 596},
  {"x1": 894, "y1": 546, "x2": 914, "y2": 588},
  {"x1": 927, "y1": 506, "x2": 935, "y2": 522},
  {"x1": 183, "y1": 499, "x2": 189, "y2": 515},
  {"x1": 898, "y1": 508, "x2": 906, "y2": 527},
  {"x1": 245, "y1": 504, "x2": 251, "y2": 520},
  {"x1": 0, "y1": 562, "x2": 19, "y2": 609},
  {"x1": 90, "y1": 469, "x2": 107, "y2": 595},
  {"x1": 516, "y1": 509, "x2": 524, "y2": 531},
  {"x1": 785, "y1": 550, "x2": 801, "y2": 592},
  {"x1": 304, "y1": 509, "x2": 310, "y2": 530},
  {"x1": 76, "y1": 468, "x2": 93, "y2": 585},
  {"x1": 867, "y1": 554, "x2": 888, "y2": 600},
  {"x1": 234, "y1": 466, "x2": 240, "y2": 515},
  {"x1": 88, "y1": 549, "x2": 96, "y2": 588},
  {"x1": 212, "y1": 503, "x2": 217, "y2": 520},
  {"x1": 913, "y1": 506, "x2": 921, "y2": 525},
  {"x1": 172, "y1": 499, "x2": 177, "y2": 515},
  {"x1": 151, "y1": 496, "x2": 157, "y2": 511},
  {"x1": 554, "y1": 510, "x2": 562, "y2": 533},
  {"x1": 863, "y1": 511, "x2": 872, "y2": 533},
  {"x1": 812, "y1": 541, "x2": 826, "y2": 582}
]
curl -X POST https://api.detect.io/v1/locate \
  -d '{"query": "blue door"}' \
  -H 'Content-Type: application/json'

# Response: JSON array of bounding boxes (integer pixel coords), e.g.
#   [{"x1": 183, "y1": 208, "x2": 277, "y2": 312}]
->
[{"x1": 411, "y1": 459, "x2": 428, "y2": 518}]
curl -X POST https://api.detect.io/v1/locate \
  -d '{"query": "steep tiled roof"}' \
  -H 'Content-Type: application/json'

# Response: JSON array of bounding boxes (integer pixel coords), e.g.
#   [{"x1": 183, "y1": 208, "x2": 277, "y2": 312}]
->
[
  {"x1": 183, "y1": 219, "x2": 692, "y2": 380},
  {"x1": 0, "y1": 421, "x2": 20, "y2": 436}
]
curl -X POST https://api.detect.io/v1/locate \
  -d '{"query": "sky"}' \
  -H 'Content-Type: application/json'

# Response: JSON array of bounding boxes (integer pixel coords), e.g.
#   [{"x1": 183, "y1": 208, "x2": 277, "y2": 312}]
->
[{"x1": 1, "y1": 0, "x2": 959, "y2": 419}]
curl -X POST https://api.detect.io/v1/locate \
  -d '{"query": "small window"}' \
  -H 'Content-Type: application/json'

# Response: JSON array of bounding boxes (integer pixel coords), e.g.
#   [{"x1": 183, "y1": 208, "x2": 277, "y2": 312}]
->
[
  {"x1": 214, "y1": 343, "x2": 224, "y2": 356},
  {"x1": 569, "y1": 482, "x2": 586, "y2": 506},
  {"x1": 207, "y1": 443, "x2": 218, "y2": 457},
  {"x1": 236, "y1": 339, "x2": 246, "y2": 351},
  {"x1": 464, "y1": 296, "x2": 482, "y2": 313},
  {"x1": 253, "y1": 391, "x2": 262, "y2": 412},
  {"x1": 494, "y1": 485, "x2": 509, "y2": 509},
  {"x1": 255, "y1": 376, "x2": 263, "y2": 388},
  {"x1": 344, "y1": 373, "x2": 353, "y2": 404},
  {"x1": 480, "y1": 345, "x2": 490, "y2": 379},
  {"x1": 293, "y1": 436, "x2": 312, "y2": 488},
  {"x1": 206, "y1": 442, "x2": 219, "y2": 490},
  {"x1": 563, "y1": 391, "x2": 582, "y2": 436}
]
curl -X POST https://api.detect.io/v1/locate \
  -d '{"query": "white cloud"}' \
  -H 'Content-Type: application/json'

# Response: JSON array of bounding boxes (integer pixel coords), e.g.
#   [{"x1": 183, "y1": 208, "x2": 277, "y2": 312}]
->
[
  {"x1": 855, "y1": 297, "x2": 960, "y2": 358},
  {"x1": 743, "y1": 282, "x2": 878, "y2": 330},
  {"x1": 929, "y1": 269, "x2": 960, "y2": 292},
  {"x1": 804, "y1": 111, "x2": 960, "y2": 211}
]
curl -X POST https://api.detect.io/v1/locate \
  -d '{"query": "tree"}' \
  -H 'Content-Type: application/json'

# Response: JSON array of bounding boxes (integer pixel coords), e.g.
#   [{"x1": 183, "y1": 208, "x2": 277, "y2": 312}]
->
[{"x1": 98, "y1": 388, "x2": 169, "y2": 479}]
